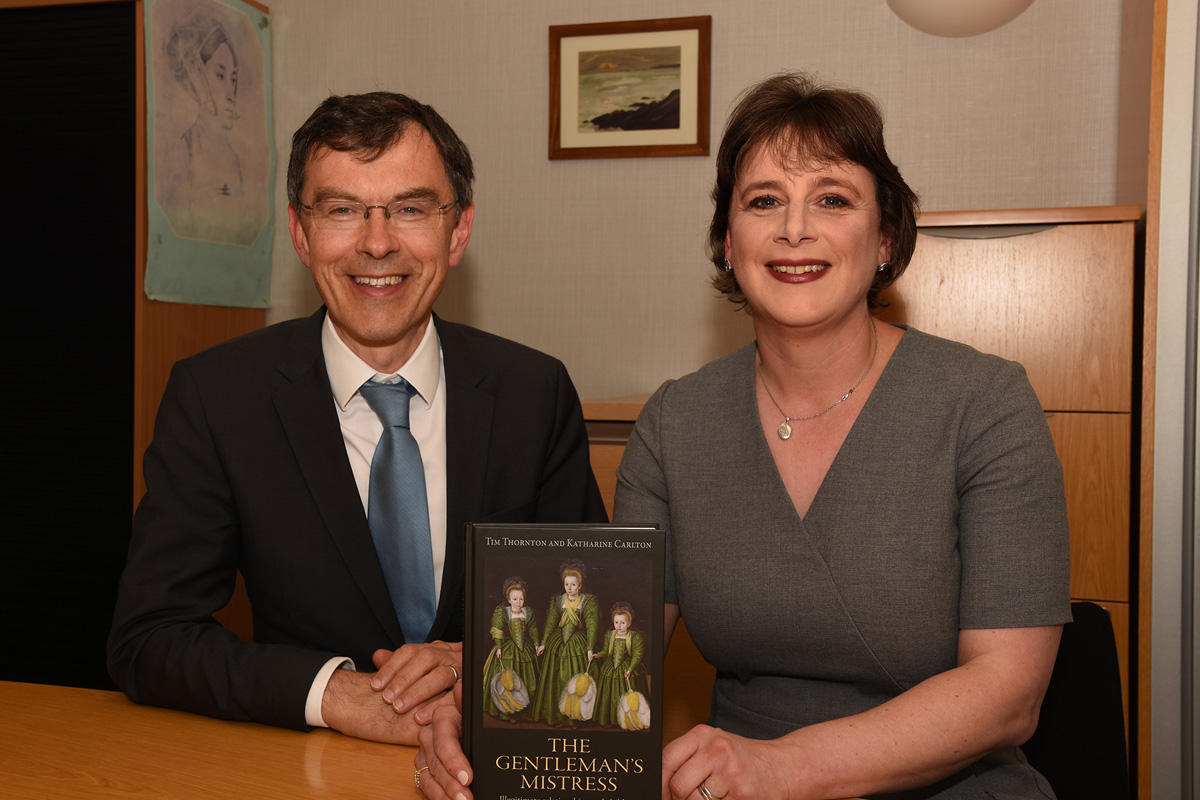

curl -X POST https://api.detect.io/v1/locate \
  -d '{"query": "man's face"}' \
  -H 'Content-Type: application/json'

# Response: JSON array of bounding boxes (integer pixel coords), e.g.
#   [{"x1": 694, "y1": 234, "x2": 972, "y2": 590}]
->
[{"x1": 287, "y1": 128, "x2": 473, "y2": 373}]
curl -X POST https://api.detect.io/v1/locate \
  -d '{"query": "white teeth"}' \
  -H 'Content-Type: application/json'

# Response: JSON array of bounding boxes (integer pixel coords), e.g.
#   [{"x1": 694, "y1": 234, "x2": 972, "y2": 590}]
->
[
  {"x1": 354, "y1": 275, "x2": 404, "y2": 286},
  {"x1": 771, "y1": 264, "x2": 828, "y2": 275}
]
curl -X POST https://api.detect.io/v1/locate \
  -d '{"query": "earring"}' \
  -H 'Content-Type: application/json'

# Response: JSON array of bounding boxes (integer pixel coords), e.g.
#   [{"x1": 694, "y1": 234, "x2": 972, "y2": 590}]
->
[
  {"x1": 877, "y1": 262, "x2": 890, "y2": 273},
  {"x1": 723, "y1": 258, "x2": 732, "y2": 273}
]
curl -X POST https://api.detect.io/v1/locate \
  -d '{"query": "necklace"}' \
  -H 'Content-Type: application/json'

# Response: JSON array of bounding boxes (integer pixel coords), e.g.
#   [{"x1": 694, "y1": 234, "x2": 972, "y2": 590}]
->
[{"x1": 757, "y1": 317, "x2": 879, "y2": 441}]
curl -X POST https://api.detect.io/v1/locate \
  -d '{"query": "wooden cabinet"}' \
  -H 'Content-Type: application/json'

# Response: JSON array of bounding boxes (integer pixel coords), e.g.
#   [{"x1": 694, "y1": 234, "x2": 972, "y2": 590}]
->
[{"x1": 583, "y1": 204, "x2": 1142, "y2": 749}]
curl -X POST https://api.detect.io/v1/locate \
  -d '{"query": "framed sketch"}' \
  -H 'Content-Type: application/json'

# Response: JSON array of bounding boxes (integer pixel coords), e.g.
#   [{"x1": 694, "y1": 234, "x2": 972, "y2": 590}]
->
[
  {"x1": 145, "y1": 0, "x2": 274, "y2": 308},
  {"x1": 549, "y1": 16, "x2": 711, "y2": 160}
]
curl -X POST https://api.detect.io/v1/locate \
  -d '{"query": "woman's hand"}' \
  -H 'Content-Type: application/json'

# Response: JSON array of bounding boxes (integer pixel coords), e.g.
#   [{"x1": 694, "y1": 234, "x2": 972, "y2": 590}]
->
[
  {"x1": 414, "y1": 693, "x2": 474, "y2": 800},
  {"x1": 369, "y1": 641, "x2": 462, "y2": 714},
  {"x1": 663, "y1": 725, "x2": 798, "y2": 800}
]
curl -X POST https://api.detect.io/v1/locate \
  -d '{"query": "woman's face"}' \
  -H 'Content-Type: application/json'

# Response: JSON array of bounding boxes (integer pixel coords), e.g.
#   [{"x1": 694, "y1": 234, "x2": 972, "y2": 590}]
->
[
  {"x1": 725, "y1": 141, "x2": 887, "y2": 334},
  {"x1": 613, "y1": 614, "x2": 630, "y2": 634},
  {"x1": 563, "y1": 575, "x2": 581, "y2": 597},
  {"x1": 204, "y1": 42, "x2": 238, "y2": 129},
  {"x1": 507, "y1": 588, "x2": 525, "y2": 611}
]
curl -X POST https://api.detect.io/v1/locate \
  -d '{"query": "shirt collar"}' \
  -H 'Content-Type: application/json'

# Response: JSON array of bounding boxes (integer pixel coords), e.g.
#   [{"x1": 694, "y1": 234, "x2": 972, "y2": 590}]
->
[{"x1": 322, "y1": 314, "x2": 441, "y2": 411}]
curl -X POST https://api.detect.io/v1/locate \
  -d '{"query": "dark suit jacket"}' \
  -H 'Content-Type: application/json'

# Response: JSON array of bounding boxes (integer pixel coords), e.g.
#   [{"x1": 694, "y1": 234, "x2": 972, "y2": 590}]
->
[{"x1": 108, "y1": 309, "x2": 606, "y2": 730}]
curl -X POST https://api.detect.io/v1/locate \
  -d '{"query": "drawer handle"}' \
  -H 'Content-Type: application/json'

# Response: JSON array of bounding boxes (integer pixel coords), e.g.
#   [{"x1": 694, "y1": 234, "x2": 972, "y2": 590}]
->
[{"x1": 920, "y1": 223, "x2": 1057, "y2": 240}]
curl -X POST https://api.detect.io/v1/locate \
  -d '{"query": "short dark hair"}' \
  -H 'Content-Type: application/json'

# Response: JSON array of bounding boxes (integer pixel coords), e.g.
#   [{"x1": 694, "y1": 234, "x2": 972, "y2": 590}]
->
[
  {"x1": 709, "y1": 73, "x2": 919, "y2": 309},
  {"x1": 286, "y1": 91, "x2": 474, "y2": 210}
]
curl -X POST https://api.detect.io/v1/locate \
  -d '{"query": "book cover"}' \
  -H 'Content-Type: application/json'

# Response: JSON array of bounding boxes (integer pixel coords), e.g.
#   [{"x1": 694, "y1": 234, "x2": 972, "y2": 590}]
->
[{"x1": 464, "y1": 523, "x2": 665, "y2": 800}]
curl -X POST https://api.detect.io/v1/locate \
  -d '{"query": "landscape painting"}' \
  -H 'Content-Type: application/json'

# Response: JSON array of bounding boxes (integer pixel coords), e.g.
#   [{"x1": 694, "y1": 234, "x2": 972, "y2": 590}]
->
[
  {"x1": 550, "y1": 17, "x2": 710, "y2": 159},
  {"x1": 577, "y1": 46, "x2": 681, "y2": 133}
]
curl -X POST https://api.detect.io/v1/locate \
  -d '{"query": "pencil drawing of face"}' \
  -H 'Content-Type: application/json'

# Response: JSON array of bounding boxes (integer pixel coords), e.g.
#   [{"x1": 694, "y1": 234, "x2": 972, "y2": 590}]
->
[{"x1": 202, "y1": 40, "x2": 238, "y2": 129}]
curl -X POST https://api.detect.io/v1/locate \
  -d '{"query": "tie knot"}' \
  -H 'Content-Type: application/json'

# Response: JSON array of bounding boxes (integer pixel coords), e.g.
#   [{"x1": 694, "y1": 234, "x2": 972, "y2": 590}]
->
[{"x1": 360, "y1": 379, "x2": 417, "y2": 429}]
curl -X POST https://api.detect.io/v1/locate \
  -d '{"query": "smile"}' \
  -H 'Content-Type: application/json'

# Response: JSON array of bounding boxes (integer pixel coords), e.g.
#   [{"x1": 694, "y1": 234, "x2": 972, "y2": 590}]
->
[
  {"x1": 770, "y1": 264, "x2": 828, "y2": 275},
  {"x1": 354, "y1": 275, "x2": 405, "y2": 287}
]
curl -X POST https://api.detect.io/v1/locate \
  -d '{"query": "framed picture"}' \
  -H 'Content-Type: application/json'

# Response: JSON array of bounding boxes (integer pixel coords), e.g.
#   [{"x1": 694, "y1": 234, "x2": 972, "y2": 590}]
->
[{"x1": 549, "y1": 16, "x2": 711, "y2": 160}]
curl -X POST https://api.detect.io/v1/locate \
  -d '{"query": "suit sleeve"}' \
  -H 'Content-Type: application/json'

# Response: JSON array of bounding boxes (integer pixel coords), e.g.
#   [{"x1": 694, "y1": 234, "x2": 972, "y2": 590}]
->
[
  {"x1": 534, "y1": 360, "x2": 608, "y2": 524},
  {"x1": 107, "y1": 361, "x2": 334, "y2": 731}
]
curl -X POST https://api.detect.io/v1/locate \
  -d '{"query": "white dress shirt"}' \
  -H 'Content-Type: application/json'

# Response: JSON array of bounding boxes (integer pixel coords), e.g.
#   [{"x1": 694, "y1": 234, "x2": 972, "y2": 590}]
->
[{"x1": 305, "y1": 314, "x2": 448, "y2": 727}]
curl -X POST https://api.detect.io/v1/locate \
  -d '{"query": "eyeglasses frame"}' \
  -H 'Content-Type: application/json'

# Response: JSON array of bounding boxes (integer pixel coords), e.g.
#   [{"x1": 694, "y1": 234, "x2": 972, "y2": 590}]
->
[{"x1": 298, "y1": 198, "x2": 458, "y2": 230}]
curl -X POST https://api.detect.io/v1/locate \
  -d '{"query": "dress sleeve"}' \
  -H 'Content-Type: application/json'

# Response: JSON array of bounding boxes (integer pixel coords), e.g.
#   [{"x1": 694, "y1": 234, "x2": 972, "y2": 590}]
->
[
  {"x1": 597, "y1": 630, "x2": 614, "y2": 660},
  {"x1": 955, "y1": 359, "x2": 1071, "y2": 628},
  {"x1": 542, "y1": 597, "x2": 561, "y2": 646},
  {"x1": 613, "y1": 382, "x2": 677, "y2": 603},
  {"x1": 491, "y1": 606, "x2": 507, "y2": 645},
  {"x1": 628, "y1": 631, "x2": 645, "y2": 671},
  {"x1": 527, "y1": 608, "x2": 540, "y2": 645}
]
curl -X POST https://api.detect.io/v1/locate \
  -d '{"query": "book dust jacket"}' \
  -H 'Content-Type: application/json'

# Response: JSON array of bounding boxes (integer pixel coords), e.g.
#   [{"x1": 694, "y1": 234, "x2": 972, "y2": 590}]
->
[{"x1": 465, "y1": 524, "x2": 665, "y2": 800}]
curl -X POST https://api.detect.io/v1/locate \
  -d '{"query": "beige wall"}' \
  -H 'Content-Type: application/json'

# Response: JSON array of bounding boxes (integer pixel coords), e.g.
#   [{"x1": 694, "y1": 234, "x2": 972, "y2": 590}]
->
[{"x1": 266, "y1": 0, "x2": 1134, "y2": 400}]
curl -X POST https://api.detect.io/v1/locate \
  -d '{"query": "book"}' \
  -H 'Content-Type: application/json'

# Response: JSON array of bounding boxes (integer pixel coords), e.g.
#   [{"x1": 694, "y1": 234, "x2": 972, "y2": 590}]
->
[{"x1": 464, "y1": 523, "x2": 665, "y2": 799}]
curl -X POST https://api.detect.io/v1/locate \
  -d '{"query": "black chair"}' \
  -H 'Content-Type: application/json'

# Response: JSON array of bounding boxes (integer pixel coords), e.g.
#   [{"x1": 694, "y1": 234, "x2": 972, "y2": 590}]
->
[{"x1": 1021, "y1": 601, "x2": 1129, "y2": 800}]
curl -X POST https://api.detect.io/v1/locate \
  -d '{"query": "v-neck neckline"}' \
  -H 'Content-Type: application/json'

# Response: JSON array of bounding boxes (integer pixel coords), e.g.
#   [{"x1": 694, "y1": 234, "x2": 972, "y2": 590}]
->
[{"x1": 746, "y1": 324, "x2": 911, "y2": 525}]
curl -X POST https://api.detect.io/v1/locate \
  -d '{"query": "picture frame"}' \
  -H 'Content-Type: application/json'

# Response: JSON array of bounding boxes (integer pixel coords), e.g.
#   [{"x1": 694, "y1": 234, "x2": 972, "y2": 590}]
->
[{"x1": 549, "y1": 16, "x2": 711, "y2": 160}]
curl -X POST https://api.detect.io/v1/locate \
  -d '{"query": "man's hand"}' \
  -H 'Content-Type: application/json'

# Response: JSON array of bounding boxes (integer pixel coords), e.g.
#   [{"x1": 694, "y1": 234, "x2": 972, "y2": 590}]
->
[
  {"x1": 369, "y1": 641, "x2": 463, "y2": 715},
  {"x1": 321, "y1": 668, "x2": 453, "y2": 745}
]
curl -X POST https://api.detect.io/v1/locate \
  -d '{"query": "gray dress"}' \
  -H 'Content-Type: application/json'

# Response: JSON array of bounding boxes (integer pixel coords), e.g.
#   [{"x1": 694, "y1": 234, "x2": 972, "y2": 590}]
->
[{"x1": 614, "y1": 327, "x2": 1071, "y2": 800}]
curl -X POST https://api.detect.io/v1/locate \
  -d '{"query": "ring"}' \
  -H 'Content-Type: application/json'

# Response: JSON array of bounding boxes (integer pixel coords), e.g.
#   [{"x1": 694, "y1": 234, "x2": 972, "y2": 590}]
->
[
  {"x1": 447, "y1": 664, "x2": 460, "y2": 682},
  {"x1": 697, "y1": 780, "x2": 723, "y2": 800},
  {"x1": 414, "y1": 766, "x2": 430, "y2": 788}
]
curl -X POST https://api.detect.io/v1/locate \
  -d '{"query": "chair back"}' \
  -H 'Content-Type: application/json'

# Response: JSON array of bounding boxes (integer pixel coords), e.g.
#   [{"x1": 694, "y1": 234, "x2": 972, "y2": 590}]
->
[{"x1": 1021, "y1": 601, "x2": 1128, "y2": 800}]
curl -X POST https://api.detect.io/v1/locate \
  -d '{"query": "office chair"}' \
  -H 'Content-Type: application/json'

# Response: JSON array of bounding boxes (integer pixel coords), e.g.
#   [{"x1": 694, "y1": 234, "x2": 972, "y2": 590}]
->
[{"x1": 1021, "y1": 601, "x2": 1129, "y2": 800}]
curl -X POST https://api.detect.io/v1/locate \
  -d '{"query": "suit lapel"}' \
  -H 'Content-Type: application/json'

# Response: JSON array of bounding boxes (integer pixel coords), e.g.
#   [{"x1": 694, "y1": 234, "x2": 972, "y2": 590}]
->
[
  {"x1": 436, "y1": 318, "x2": 493, "y2": 635},
  {"x1": 272, "y1": 309, "x2": 405, "y2": 643}
]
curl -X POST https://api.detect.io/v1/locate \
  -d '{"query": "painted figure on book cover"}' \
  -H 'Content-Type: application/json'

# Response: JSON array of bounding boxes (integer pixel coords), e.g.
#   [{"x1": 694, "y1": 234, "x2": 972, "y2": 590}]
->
[
  {"x1": 591, "y1": 601, "x2": 651, "y2": 730},
  {"x1": 531, "y1": 559, "x2": 599, "y2": 725},
  {"x1": 482, "y1": 576, "x2": 539, "y2": 722}
]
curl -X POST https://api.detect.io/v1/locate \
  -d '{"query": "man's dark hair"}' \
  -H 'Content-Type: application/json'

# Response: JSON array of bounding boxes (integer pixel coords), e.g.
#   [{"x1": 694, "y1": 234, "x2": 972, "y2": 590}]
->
[{"x1": 287, "y1": 91, "x2": 474, "y2": 210}]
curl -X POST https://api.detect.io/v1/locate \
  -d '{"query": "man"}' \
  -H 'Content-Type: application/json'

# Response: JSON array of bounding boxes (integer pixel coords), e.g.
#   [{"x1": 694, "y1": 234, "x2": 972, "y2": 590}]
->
[{"x1": 108, "y1": 92, "x2": 607, "y2": 744}]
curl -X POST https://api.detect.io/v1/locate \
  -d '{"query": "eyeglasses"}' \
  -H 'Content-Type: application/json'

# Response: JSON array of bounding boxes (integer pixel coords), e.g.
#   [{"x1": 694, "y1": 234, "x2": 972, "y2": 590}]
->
[{"x1": 300, "y1": 198, "x2": 457, "y2": 231}]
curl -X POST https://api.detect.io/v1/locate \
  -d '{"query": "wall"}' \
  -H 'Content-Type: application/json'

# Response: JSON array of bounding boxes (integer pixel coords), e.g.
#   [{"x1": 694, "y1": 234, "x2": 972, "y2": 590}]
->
[{"x1": 265, "y1": 0, "x2": 1130, "y2": 400}]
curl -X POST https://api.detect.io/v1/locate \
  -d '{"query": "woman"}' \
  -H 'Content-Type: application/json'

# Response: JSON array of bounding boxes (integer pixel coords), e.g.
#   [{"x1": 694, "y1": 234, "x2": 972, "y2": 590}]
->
[
  {"x1": 481, "y1": 577, "x2": 539, "y2": 722},
  {"x1": 160, "y1": 10, "x2": 248, "y2": 243},
  {"x1": 415, "y1": 72, "x2": 1069, "y2": 800},
  {"x1": 529, "y1": 560, "x2": 600, "y2": 726}
]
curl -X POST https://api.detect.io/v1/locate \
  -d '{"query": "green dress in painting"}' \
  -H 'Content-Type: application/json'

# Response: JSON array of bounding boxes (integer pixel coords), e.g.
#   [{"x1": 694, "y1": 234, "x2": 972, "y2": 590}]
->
[
  {"x1": 593, "y1": 629, "x2": 650, "y2": 728},
  {"x1": 482, "y1": 605, "x2": 539, "y2": 721},
  {"x1": 531, "y1": 593, "x2": 598, "y2": 725}
]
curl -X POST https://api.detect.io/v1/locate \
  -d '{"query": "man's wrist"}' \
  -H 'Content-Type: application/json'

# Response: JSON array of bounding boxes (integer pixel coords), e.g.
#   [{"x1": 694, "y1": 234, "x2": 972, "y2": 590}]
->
[{"x1": 306, "y1": 656, "x2": 355, "y2": 727}]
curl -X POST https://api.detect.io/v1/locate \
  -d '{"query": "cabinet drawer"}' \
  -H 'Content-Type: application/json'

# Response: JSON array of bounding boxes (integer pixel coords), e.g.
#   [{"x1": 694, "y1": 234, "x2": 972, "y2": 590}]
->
[
  {"x1": 1046, "y1": 412, "x2": 1131, "y2": 601},
  {"x1": 879, "y1": 222, "x2": 1134, "y2": 412}
]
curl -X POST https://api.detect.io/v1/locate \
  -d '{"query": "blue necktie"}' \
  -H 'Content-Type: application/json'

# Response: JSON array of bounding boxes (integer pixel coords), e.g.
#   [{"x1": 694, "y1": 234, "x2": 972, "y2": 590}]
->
[{"x1": 359, "y1": 379, "x2": 436, "y2": 643}]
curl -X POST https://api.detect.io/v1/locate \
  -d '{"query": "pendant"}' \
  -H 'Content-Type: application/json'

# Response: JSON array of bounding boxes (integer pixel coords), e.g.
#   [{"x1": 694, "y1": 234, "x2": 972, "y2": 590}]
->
[{"x1": 777, "y1": 420, "x2": 792, "y2": 440}]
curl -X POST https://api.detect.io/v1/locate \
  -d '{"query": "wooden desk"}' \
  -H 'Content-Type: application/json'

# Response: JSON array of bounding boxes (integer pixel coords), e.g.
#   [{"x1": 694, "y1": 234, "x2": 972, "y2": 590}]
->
[
  {"x1": 1, "y1": 681, "x2": 420, "y2": 799},
  {"x1": 1, "y1": 682, "x2": 862, "y2": 799}
]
